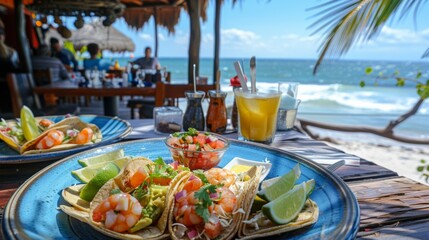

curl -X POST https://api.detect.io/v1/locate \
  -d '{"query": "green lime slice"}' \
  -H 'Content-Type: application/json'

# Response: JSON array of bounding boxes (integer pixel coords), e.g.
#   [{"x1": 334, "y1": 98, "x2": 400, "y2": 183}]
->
[
  {"x1": 78, "y1": 149, "x2": 125, "y2": 167},
  {"x1": 262, "y1": 182, "x2": 307, "y2": 224},
  {"x1": 72, "y1": 157, "x2": 130, "y2": 183},
  {"x1": 250, "y1": 195, "x2": 268, "y2": 213},
  {"x1": 20, "y1": 105, "x2": 40, "y2": 141},
  {"x1": 79, "y1": 163, "x2": 120, "y2": 202},
  {"x1": 257, "y1": 164, "x2": 301, "y2": 202},
  {"x1": 304, "y1": 179, "x2": 315, "y2": 197}
]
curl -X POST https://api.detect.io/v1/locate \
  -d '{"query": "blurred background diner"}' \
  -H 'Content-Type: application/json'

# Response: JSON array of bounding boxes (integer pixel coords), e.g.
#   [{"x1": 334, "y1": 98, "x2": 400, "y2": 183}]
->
[
  {"x1": 50, "y1": 37, "x2": 78, "y2": 72},
  {"x1": 83, "y1": 42, "x2": 110, "y2": 71},
  {"x1": 31, "y1": 44, "x2": 69, "y2": 82}
]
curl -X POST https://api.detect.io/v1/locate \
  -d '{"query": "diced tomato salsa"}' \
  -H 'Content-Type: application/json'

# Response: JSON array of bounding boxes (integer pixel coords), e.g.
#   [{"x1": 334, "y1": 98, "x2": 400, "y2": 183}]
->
[{"x1": 165, "y1": 128, "x2": 228, "y2": 170}]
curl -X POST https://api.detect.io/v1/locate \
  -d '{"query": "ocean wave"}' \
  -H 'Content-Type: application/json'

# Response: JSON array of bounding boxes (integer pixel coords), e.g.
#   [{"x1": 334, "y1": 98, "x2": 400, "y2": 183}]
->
[{"x1": 218, "y1": 83, "x2": 428, "y2": 114}]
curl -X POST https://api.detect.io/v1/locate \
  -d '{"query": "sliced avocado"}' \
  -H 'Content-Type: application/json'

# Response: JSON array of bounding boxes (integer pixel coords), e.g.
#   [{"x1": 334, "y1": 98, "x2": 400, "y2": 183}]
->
[{"x1": 129, "y1": 217, "x2": 152, "y2": 233}]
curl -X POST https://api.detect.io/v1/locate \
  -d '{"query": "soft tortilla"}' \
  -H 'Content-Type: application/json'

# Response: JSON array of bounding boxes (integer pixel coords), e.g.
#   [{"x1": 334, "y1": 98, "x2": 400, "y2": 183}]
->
[
  {"x1": 21, "y1": 117, "x2": 102, "y2": 154},
  {"x1": 0, "y1": 121, "x2": 22, "y2": 152},
  {"x1": 168, "y1": 166, "x2": 263, "y2": 240},
  {"x1": 61, "y1": 157, "x2": 188, "y2": 240},
  {"x1": 237, "y1": 175, "x2": 319, "y2": 239}
]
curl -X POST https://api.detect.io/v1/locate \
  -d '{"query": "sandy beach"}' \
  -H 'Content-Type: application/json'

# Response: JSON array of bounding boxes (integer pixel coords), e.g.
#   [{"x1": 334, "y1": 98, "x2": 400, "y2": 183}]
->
[{"x1": 307, "y1": 128, "x2": 429, "y2": 186}]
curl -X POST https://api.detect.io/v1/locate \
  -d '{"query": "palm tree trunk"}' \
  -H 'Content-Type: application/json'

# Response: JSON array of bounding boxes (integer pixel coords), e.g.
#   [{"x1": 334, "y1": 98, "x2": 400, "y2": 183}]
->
[
  {"x1": 213, "y1": 0, "x2": 221, "y2": 85},
  {"x1": 186, "y1": 0, "x2": 201, "y2": 84},
  {"x1": 153, "y1": 7, "x2": 158, "y2": 58}
]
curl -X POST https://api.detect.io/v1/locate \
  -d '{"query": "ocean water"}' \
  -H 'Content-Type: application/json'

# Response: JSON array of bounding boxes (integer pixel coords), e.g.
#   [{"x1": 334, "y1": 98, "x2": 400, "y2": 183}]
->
[{"x1": 110, "y1": 58, "x2": 429, "y2": 139}]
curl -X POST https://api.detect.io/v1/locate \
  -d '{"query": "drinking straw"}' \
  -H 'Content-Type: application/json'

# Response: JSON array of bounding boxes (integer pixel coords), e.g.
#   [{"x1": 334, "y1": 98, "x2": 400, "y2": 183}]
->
[
  {"x1": 233, "y1": 61, "x2": 249, "y2": 91},
  {"x1": 193, "y1": 64, "x2": 197, "y2": 93},
  {"x1": 216, "y1": 70, "x2": 221, "y2": 92}
]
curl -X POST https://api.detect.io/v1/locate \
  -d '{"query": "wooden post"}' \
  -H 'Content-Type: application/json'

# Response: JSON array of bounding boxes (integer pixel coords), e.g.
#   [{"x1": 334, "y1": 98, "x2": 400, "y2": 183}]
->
[
  {"x1": 14, "y1": 0, "x2": 32, "y2": 73},
  {"x1": 186, "y1": 0, "x2": 201, "y2": 84},
  {"x1": 213, "y1": 0, "x2": 221, "y2": 85},
  {"x1": 154, "y1": 7, "x2": 159, "y2": 58}
]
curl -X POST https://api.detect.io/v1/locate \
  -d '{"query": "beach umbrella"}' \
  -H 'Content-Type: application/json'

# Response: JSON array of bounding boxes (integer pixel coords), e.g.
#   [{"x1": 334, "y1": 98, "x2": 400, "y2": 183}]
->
[{"x1": 70, "y1": 20, "x2": 135, "y2": 53}]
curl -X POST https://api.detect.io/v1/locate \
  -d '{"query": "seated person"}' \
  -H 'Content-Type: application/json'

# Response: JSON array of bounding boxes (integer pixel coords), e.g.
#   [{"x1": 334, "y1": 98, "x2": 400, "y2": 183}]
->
[
  {"x1": 32, "y1": 44, "x2": 69, "y2": 82},
  {"x1": 83, "y1": 43, "x2": 110, "y2": 71},
  {"x1": 0, "y1": 18, "x2": 19, "y2": 114},
  {"x1": 50, "y1": 37, "x2": 78, "y2": 71},
  {"x1": 131, "y1": 46, "x2": 160, "y2": 70}
]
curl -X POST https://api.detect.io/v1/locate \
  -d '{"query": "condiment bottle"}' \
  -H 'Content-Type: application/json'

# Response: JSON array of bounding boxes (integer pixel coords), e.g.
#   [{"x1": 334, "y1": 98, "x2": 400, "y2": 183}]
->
[
  {"x1": 206, "y1": 90, "x2": 227, "y2": 133},
  {"x1": 183, "y1": 91, "x2": 205, "y2": 131},
  {"x1": 230, "y1": 75, "x2": 244, "y2": 130}
]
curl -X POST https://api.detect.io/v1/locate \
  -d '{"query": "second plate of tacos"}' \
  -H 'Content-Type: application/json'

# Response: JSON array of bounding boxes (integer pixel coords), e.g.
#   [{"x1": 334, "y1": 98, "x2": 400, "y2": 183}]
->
[
  {"x1": 61, "y1": 157, "x2": 190, "y2": 239},
  {"x1": 168, "y1": 166, "x2": 263, "y2": 240},
  {"x1": 0, "y1": 115, "x2": 103, "y2": 155},
  {"x1": 21, "y1": 116, "x2": 102, "y2": 154}
]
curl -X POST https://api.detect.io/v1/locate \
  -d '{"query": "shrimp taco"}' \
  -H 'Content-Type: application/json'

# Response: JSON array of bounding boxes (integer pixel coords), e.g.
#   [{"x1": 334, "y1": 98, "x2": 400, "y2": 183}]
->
[
  {"x1": 168, "y1": 166, "x2": 263, "y2": 240},
  {"x1": 0, "y1": 119, "x2": 24, "y2": 153},
  {"x1": 237, "y1": 175, "x2": 319, "y2": 239},
  {"x1": 61, "y1": 157, "x2": 190, "y2": 239},
  {"x1": 21, "y1": 116, "x2": 102, "y2": 154},
  {"x1": 0, "y1": 116, "x2": 102, "y2": 154}
]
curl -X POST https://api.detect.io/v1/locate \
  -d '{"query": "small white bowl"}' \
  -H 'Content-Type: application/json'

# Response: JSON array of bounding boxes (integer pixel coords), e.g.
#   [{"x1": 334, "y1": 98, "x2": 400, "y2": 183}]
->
[{"x1": 223, "y1": 157, "x2": 272, "y2": 183}]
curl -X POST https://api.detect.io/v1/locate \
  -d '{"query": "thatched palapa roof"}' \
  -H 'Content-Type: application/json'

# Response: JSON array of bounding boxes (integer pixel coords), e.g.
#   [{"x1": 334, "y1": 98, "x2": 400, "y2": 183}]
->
[{"x1": 121, "y1": 0, "x2": 209, "y2": 34}]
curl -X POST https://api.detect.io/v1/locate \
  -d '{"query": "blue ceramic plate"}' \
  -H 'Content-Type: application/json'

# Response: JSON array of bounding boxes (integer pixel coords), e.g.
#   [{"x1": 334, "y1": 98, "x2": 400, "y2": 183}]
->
[
  {"x1": 2, "y1": 139, "x2": 359, "y2": 239},
  {"x1": 0, "y1": 115, "x2": 132, "y2": 163}
]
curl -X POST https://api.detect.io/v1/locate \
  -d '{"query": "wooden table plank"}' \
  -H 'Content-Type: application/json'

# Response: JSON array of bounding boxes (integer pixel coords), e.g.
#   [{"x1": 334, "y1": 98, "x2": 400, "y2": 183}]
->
[
  {"x1": 350, "y1": 177, "x2": 429, "y2": 236},
  {"x1": 357, "y1": 218, "x2": 429, "y2": 239}
]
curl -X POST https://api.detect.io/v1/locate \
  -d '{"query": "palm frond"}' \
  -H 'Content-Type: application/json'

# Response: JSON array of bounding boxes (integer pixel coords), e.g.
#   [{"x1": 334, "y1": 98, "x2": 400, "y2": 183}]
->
[
  {"x1": 422, "y1": 48, "x2": 429, "y2": 58},
  {"x1": 309, "y1": 0, "x2": 428, "y2": 74}
]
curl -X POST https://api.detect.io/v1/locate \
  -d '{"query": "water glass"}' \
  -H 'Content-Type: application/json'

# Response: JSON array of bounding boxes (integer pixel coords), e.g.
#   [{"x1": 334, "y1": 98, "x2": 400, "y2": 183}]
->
[
  {"x1": 234, "y1": 88, "x2": 282, "y2": 144},
  {"x1": 277, "y1": 99, "x2": 301, "y2": 130}
]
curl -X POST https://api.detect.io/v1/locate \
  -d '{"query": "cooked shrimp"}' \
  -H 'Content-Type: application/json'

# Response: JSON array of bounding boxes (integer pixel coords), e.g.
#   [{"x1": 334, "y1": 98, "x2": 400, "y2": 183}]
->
[
  {"x1": 92, "y1": 192, "x2": 142, "y2": 233},
  {"x1": 174, "y1": 195, "x2": 203, "y2": 226},
  {"x1": 39, "y1": 119, "x2": 54, "y2": 128},
  {"x1": 183, "y1": 175, "x2": 203, "y2": 192},
  {"x1": 129, "y1": 166, "x2": 149, "y2": 188},
  {"x1": 205, "y1": 219, "x2": 222, "y2": 239},
  {"x1": 212, "y1": 187, "x2": 236, "y2": 214},
  {"x1": 72, "y1": 127, "x2": 93, "y2": 144},
  {"x1": 204, "y1": 168, "x2": 236, "y2": 187},
  {"x1": 36, "y1": 130, "x2": 64, "y2": 149}
]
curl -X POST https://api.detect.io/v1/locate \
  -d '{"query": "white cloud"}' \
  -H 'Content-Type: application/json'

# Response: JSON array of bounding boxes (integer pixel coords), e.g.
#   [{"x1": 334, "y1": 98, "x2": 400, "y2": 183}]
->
[
  {"x1": 376, "y1": 26, "x2": 429, "y2": 44},
  {"x1": 158, "y1": 33, "x2": 166, "y2": 41},
  {"x1": 220, "y1": 28, "x2": 265, "y2": 48},
  {"x1": 202, "y1": 33, "x2": 213, "y2": 43},
  {"x1": 139, "y1": 33, "x2": 152, "y2": 41}
]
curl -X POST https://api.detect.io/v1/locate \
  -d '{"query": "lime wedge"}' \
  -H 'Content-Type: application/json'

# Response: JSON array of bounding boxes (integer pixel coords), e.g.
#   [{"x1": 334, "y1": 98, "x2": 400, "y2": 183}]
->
[
  {"x1": 72, "y1": 157, "x2": 130, "y2": 183},
  {"x1": 304, "y1": 179, "x2": 315, "y2": 197},
  {"x1": 78, "y1": 149, "x2": 125, "y2": 167},
  {"x1": 20, "y1": 106, "x2": 40, "y2": 141},
  {"x1": 79, "y1": 163, "x2": 120, "y2": 202},
  {"x1": 257, "y1": 164, "x2": 300, "y2": 202},
  {"x1": 250, "y1": 195, "x2": 268, "y2": 213},
  {"x1": 262, "y1": 182, "x2": 307, "y2": 224}
]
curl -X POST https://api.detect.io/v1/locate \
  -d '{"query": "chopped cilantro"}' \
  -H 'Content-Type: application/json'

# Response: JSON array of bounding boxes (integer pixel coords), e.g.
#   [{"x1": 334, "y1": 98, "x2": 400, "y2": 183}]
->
[
  {"x1": 172, "y1": 128, "x2": 200, "y2": 140},
  {"x1": 133, "y1": 182, "x2": 149, "y2": 202},
  {"x1": 194, "y1": 184, "x2": 217, "y2": 222},
  {"x1": 149, "y1": 157, "x2": 177, "y2": 181},
  {"x1": 187, "y1": 128, "x2": 198, "y2": 136},
  {"x1": 193, "y1": 170, "x2": 209, "y2": 184}
]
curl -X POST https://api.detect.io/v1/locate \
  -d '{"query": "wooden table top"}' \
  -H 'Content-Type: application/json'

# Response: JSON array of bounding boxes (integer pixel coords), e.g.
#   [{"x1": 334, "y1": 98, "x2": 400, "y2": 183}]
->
[
  {"x1": 33, "y1": 80, "x2": 157, "y2": 97},
  {"x1": 1, "y1": 119, "x2": 428, "y2": 239}
]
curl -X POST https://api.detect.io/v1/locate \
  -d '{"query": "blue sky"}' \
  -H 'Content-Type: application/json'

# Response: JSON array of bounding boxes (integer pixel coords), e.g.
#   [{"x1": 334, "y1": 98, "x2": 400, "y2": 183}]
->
[{"x1": 100, "y1": 1, "x2": 429, "y2": 60}]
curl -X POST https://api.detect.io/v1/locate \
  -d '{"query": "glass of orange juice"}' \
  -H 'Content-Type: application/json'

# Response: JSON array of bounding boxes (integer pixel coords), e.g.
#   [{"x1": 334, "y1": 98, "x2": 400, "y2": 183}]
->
[{"x1": 234, "y1": 88, "x2": 282, "y2": 144}]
